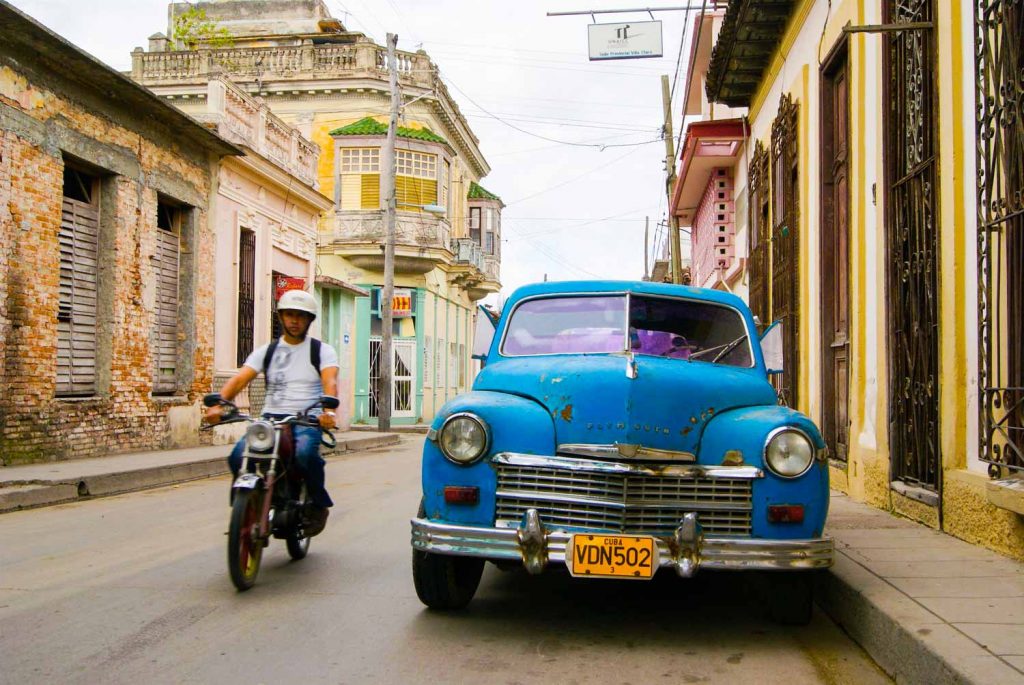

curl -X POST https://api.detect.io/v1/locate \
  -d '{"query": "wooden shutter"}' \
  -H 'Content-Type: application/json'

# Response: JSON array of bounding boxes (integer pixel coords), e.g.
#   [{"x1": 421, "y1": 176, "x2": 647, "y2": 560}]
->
[
  {"x1": 57, "y1": 197, "x2": 99, "y2": 396},
  {"x1": 360, "y1": 173, "x2": 380, "y2": 209},
  {"x1": 153, "y1": 225, "x2": 179, "y2": 393}
]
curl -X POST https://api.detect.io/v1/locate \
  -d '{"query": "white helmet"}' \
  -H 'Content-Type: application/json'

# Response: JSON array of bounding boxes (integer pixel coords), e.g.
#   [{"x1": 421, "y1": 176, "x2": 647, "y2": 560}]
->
[{"x1": 277, "y1": 289, "x2": 318, "y2": 320}]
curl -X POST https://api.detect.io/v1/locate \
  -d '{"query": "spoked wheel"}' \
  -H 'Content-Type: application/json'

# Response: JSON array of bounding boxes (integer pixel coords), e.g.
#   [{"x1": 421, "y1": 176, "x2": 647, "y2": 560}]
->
[
  {"x1": 286, "y1": 484, "x2": 311, "y2": 561},
  {"x1": 228, "y1": 488, "x2": 264, "y2": 591}
]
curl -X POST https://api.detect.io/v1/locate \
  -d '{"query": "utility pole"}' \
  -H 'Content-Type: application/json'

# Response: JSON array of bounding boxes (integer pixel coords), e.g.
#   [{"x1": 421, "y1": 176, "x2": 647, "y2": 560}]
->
[
  {"x1": 379, "y1": 32, "x2": 400, "y2": 432},
  {"x1": 644, "y1": 216, "x2": 650, "y2": 279},
  {"x1": 661, "y1": 74, "x2": 682, "y2": 284}
]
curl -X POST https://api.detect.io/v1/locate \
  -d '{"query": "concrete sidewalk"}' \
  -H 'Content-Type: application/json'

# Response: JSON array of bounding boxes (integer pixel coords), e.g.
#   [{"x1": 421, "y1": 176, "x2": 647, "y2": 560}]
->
[
  {"x1": 819, "y1": 491, "x2": 1024, "y2": 684},
  {"x1": 0, "y1": 430, "x2": 400, "y2": 513}
]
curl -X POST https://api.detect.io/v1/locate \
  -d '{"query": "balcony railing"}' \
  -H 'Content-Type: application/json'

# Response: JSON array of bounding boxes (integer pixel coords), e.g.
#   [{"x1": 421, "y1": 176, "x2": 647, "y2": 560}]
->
[
  {"x1": 483, "y1": 254, "x2": 500, "y2": 283},
  {"x1": 132, "y1": 42, "x2": 432, "y2": 90},
  {"x1": 453, "y1": 237, "x2": 484, "y2": 271},
  {"x1": 330, "y1": 210, "x2": 451, "y2": 252},
  {"x1": 207, "y1": 77, "x2": 318, "y2": 186}
]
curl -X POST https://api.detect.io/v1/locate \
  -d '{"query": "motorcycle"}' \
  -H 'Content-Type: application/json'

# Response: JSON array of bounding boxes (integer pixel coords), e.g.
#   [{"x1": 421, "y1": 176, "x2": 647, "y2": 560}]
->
[{"x1": 202, "y1": 393, "x2": 340, "y2": 591}]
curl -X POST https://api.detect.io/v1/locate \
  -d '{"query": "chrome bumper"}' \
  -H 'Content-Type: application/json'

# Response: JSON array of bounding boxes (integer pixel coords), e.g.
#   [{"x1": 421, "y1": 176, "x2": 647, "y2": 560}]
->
[{"x1": 411, "y1": 510, "x2": 833, "y2": 577}]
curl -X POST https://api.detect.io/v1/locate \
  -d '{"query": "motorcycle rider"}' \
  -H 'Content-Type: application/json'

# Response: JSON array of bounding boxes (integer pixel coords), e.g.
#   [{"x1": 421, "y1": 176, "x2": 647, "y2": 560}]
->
[{"x1": 205, "y1": 289, "x2": 339, "y2": 536}]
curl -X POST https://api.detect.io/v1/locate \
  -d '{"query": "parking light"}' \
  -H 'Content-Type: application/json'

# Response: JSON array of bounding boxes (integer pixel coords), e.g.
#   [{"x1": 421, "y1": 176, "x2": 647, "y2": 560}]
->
[{"x1": 444, "y1": 486, "x2": 480, "y2": 505}]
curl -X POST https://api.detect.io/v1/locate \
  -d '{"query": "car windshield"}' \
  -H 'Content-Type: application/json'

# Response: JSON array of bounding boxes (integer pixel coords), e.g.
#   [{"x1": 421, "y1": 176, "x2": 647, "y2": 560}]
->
[
  {"x1": 629, "y1": 294, "x2": 752, "y2": 367},
  {"x1": 501, "y1": 295, "x2": 627, "y2": 355},
  {"x1": 501, "y1": 293, "x2": 752, "y2": 367}
]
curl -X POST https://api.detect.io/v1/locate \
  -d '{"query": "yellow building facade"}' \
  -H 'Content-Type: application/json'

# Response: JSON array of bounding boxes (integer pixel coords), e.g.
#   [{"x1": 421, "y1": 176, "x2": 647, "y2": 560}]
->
[
  {"x1": 694, "y1": 0, "x2": 1024, "y2": 559},
  {"x1": 132, "y1": 0, "x2": 503, "y2": 425}
]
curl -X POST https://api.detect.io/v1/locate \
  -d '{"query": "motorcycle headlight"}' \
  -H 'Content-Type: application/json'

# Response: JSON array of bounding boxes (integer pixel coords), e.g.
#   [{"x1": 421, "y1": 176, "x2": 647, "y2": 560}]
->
[
  {"x1": 245, "y1": 421, "x2": 275, "y2": 453},
  {"x1": 763, "y1": 428, "x2": 814, "y2": 478},
  {"x1": 438, "y1": 413, "x2": 489, "y2": 465}
]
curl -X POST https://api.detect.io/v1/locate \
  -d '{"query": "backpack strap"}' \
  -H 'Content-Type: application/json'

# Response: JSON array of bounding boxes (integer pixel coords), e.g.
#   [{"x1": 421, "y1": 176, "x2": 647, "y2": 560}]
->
[
  {"x1": 310, "y1": 337, "x2": 322, "y2": 374},
  {"x1": 263, "y1": 337, "x2": 321, "y2": 376},
  {"x1": 262, "y1": 339, "x2": 280, "y2": 377}
]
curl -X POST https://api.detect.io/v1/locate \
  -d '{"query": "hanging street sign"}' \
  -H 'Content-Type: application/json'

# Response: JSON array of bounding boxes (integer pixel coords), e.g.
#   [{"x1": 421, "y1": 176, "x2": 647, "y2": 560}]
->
[
  {"x1": 588, "y1": 21, "x2": 663, "y2": 60},
  {"x1": 391, "y1": 288, "x2": 413, "y2": 318}
]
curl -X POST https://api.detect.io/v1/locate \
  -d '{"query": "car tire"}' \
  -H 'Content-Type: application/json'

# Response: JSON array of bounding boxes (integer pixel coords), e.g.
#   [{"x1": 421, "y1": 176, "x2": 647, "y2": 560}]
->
[
  {"x1": 412, "y1": 500, "x2": 484, "y2": 609},
  {"x1": 767, "y1": 572, "x2": 814, "y2": 625}
]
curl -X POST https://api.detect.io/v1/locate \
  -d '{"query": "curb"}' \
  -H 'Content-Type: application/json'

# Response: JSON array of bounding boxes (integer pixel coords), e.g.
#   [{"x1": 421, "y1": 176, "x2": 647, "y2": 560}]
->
[
  {"x1": 817, "y1": 551, "x2": 1024, "y2": 685},
  {"x1": 0, "y1": 433, "x2": 401, "y2": 515}
]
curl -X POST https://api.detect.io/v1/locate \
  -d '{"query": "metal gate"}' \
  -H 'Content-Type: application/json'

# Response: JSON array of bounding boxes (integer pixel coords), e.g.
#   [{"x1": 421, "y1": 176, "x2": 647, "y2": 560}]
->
[
  {"x1": 884, "y1": 0, "x2": 940, "y2": 490},
  {"x1": 369, "y1": 337, "x2": 415, "y2": 419},
  {"x1": 236, "y1": 230, "x2": 255, "y2": 366},
  {"x1": 977, "y1": 0, "x2": 1024, "y2": 475},
  {"x1": 770, "y1": 94, "x2": 800, "y2": 407},
  {"x1": 747, "y1": 141, "x2": 771, "y2": 328}
]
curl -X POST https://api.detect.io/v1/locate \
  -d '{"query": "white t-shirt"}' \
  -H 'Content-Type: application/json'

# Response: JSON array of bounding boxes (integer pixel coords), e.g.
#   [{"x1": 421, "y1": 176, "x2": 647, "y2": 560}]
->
[{"x1": 244, "y1": 337, "x2": 339, "y2": 416}]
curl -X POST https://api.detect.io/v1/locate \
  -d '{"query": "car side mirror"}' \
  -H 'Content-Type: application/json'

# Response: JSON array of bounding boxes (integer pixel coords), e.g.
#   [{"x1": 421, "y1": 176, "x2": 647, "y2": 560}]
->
[
  {"x1": 203, "y1": 393, "x2": 222, "y2": 407},
  {"x1": 321, "y1": 395, "x2": 341, "y2": 410},
  {"x1": 472, "y1": 305, "x2": 497, "y2": 360},
  {"x1": 760, "y1": 321, "x2": 784, "y2": 375}
]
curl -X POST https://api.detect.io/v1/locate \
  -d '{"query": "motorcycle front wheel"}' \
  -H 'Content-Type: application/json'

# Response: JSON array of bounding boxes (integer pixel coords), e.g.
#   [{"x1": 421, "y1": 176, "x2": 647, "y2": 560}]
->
[{"x1": 228, "y1": 488, "x2": 264, "y2": 591}]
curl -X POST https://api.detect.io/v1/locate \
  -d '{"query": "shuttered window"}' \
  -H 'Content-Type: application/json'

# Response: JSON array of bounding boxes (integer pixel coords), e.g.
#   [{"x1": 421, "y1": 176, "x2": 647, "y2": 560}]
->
[
  {"x1": 340, "y1": 148, "x2": 380, "y2": 210},
  {"x1": 153, "y1": 201, "x2": 180, "y2": 394},
  {"x1": 57, "y1": 168, "x2": 100, "y2": 396},
  {"x1": 396, "y1": 150, "x2": 438, "y2": 212}
]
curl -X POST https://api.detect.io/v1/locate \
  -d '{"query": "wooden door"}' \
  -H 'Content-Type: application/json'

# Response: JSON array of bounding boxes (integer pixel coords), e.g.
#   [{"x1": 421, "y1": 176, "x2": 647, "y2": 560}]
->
[{"x1": 821, "y1": 43, "x2": 851, "y2": 462}]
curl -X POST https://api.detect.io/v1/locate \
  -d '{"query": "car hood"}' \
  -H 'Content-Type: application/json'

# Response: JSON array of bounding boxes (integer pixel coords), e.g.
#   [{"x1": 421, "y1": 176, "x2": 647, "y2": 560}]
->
[{"x1": 473, "y1": 354, "x2": 777, "y2": 456}]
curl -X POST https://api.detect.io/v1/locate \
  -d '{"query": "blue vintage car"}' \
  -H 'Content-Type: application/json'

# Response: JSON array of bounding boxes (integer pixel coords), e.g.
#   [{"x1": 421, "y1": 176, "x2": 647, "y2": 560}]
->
[{"x1": 411, "y1": 281, "x2": 832, "y2": 623}]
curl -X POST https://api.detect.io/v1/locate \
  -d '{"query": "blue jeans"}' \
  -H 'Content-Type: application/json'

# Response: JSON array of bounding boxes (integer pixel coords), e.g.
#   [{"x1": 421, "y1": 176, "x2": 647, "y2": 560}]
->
[{"x1": 228, "y1": 422, "x2": 333, "y2": 508}]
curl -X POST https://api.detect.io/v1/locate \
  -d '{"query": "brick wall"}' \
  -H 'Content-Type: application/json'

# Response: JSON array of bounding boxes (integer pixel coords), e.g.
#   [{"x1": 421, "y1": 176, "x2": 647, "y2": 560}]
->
[
  {"x1": 692, "y1": 168, "x2": 736, "y2": 289},
  {"x1": 0, "y1": 69, "x2": 218, "y2": 463}
]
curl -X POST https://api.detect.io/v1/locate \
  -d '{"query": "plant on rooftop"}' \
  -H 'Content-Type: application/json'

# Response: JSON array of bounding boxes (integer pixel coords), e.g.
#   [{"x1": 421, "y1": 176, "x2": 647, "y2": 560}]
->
[{"x1": 172, "y1": 7, "x2": 234, "y2": 50}]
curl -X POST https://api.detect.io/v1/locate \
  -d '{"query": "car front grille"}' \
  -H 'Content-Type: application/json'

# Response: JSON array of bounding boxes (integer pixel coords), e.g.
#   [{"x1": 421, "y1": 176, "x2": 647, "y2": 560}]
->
[{"x1": 495, "y1": 461, "x2": 753, "y2": 536}]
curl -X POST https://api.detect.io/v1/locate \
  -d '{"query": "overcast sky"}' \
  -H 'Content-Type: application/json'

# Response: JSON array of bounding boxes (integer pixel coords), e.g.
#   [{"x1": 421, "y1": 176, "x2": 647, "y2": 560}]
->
[{"x1": 11, "y1": 0, "x2": 698, "y2": 304}]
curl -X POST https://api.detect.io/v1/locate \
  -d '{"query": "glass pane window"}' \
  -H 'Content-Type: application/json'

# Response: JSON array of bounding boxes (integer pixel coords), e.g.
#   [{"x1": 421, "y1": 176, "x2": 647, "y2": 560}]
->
[
  {"x1": 340, "y1": 147, "x2": 380, "y2": 173},
  {"x1": 396, "y1": 150, "x2": 437, "y2": 179}
]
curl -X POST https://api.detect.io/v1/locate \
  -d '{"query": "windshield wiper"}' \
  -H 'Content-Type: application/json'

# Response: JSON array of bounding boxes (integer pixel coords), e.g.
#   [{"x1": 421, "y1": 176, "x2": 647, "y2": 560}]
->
[{"x1": 689, "y1": 334, "x2": 747, "y2": 363}]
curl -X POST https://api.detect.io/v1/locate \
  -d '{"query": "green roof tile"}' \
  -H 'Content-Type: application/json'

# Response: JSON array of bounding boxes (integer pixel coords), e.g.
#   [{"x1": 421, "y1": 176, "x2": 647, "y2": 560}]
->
[
  {"x1": 468, "y1": 181, "x2": 502, "y2": 202},
  {"x1": 329, "y1": 117, "x2": 448, "y2": 145}
]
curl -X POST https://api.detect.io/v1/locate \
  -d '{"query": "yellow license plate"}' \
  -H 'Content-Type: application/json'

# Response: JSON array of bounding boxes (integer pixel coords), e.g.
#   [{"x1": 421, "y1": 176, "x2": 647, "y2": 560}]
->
[{"x1": 566, "y1": 533, "x2": 657, "y2": 580}]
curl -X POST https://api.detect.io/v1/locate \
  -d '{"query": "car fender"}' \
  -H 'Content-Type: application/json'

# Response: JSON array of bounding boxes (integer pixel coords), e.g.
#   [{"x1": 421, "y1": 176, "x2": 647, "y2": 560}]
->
[
  {"x1": 423, "y1": 391, "x2": 554, "y2": 524},
  {"x1": 700, "y1": 405, "x2": 830, "y2": 538}
]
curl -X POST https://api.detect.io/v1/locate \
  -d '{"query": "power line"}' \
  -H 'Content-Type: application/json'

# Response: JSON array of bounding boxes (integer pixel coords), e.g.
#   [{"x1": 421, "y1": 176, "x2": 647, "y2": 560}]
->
[
  {"x1": 505, "y1": 145, "x2": 645, "y2": 206},
  {"x1": 443, "y1": 75, "x2": 663, "y2": 149}
]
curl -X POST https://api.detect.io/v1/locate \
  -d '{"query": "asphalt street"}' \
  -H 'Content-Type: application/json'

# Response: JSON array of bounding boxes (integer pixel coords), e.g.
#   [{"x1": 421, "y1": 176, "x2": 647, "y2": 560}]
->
[{"x1": 0, "y1": 436, "x2": 891, "y2": 684}]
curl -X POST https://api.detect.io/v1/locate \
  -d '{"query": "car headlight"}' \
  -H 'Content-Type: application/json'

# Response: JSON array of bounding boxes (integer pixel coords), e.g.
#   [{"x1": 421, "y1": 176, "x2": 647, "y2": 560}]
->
[
  {"x1": 763, "y1": 427, "x2": 814, "y2": 478},
  {"x1": 245, "y1": 421, "x2": 275, "y2": 453},
  {"x1": 438, "y1": 413, "x2": 489, "y2": 464}
]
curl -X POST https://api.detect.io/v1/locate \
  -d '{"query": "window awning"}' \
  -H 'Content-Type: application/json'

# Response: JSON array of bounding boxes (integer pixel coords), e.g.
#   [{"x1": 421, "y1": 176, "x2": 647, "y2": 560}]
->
[{"x1": 670, "y1": 119, "x2": 748, "y2": 222}]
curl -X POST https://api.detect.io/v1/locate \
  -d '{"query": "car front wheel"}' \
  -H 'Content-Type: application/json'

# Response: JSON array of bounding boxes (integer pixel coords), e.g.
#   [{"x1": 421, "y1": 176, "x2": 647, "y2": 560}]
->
[{"x1": 412, "y1": 501, "x2": 484, "y2": 609}]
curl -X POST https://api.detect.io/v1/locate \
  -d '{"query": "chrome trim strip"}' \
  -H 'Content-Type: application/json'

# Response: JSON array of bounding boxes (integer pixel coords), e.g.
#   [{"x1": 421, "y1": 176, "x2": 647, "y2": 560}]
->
[
  {"x1": 493, "y1": 452, "x2": 764, "y2": 479},
  {"x1": 411, "y1": 517, "x2": 834, "y2": 572},
  {"x1": 494, "y1": 489, "x2": 754, "y2": 512},
  {"x1": 557, "y1": 444, "x2": 620, "y2": 458},
  {"x1": 558, "y1": 443, "x2": 697, "y2": 462}
]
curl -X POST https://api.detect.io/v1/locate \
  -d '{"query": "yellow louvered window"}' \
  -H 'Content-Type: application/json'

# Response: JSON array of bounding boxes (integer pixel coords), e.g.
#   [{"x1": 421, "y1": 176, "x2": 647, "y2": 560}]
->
[
  {"x1": 340, "y1": 147, "x2": 380, "y2": 210},
  {"x1": 396, "y1": 149, "x2": 438, "y2": 212}
]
